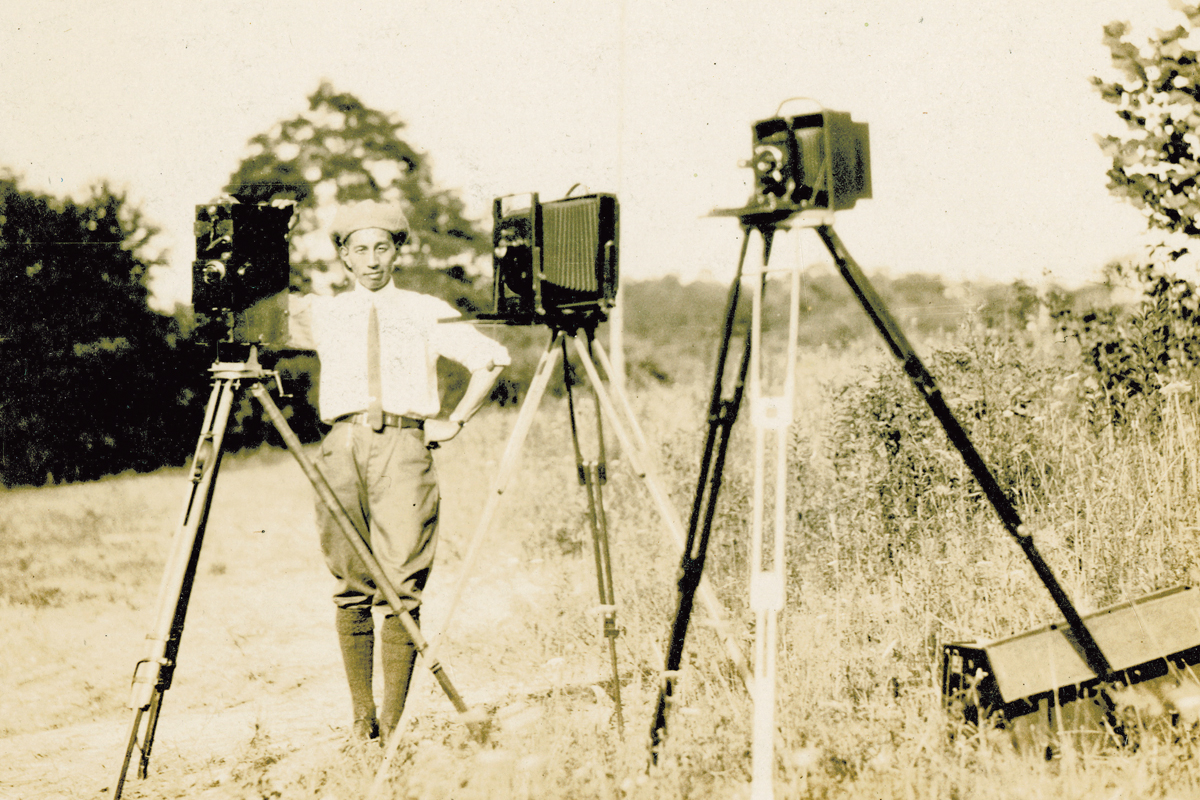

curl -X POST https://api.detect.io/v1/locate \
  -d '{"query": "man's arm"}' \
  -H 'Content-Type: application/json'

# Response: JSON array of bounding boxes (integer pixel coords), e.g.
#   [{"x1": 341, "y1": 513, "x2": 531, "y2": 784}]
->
[{"x1": 424, "y1": 362, "x2": 505, "y2": 445}]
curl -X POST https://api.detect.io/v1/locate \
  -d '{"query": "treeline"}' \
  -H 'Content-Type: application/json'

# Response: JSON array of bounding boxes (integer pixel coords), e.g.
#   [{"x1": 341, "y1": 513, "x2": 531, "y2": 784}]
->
[
  {"x1": 622, "y1": 271, "x2": 1050, "y2": 351},
  {"x1": 0, "y1": 175, "x2": 203, "y2": 486},
  {"x1": 0, "y1": 173, "x2": 1113, "y2": 488},
  {"x1": 613, "y1": 271, "x2": 1085, "y2": 389},
  {"x1": 0, "y1": 175, "x2": 315, "y2": 486}
]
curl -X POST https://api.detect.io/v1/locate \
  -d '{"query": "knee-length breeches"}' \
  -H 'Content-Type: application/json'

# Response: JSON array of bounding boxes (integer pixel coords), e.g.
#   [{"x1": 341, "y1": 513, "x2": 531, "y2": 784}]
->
[{"x1": 315, "y1": 421, "x2": 439, "y2": 613}]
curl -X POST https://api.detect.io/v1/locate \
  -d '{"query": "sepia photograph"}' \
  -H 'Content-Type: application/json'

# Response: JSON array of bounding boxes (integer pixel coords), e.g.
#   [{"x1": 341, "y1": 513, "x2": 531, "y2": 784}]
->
[{"x1": 3, "y1": 1, "x2": 1199, "y2": 798}]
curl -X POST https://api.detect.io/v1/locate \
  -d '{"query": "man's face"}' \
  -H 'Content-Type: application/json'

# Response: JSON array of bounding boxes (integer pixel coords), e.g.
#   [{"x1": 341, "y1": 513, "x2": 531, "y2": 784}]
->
[{"x1": 340, "y1": 227, "x2": 399, "y2": 291}]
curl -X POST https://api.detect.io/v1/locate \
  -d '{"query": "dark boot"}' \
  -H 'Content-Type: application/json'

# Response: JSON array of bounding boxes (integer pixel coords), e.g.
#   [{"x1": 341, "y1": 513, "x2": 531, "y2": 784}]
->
[
  {"x1": 335, "y1": 605, "x2": 378, "y2": 740},
  {"x1": 379, "y1": 610, "x2": 419, "y2": 743}
]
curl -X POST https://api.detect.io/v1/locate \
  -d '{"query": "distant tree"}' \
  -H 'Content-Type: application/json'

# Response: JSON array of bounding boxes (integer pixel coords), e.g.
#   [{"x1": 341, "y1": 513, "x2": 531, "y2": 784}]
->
[
  {"x1": 220, "y1": 82, "x2": 514, "y2": 422},
  {"x1": 224, "y1": 81, "x2": 489, "y2": 293},
  {"x1": 0, "y1": 172, "x2": 204, "y2": 485},
  {"x1": 978, "y1": 279, "x2": 1041, "y2": 330}
]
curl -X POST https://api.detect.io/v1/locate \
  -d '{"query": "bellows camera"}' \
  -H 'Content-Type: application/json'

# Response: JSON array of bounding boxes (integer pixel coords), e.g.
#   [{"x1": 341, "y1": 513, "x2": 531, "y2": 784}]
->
[
  {"x1": 192, "y1": 202, "x2": 293, "y2": 345},
  {"x1": 486, "y1": 192, "x2": 619, "y2": 326},
  {"x1": 747, "y1": 108, "x2": 871, "y2": 216}
]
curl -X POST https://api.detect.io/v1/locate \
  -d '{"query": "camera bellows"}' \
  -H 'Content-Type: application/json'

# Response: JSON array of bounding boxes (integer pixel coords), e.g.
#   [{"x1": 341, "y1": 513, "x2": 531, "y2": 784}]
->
[
  {"x1": 486, "y1": 192, "x2": 618, "y2": 327},
  {"x1": 541, "y1": 197, "x2": 603, "y2": 293}
]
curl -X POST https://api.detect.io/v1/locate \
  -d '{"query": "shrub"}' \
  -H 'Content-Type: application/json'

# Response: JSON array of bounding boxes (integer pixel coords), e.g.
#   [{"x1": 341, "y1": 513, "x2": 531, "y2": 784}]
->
[{"x1": 1054, "y1": 258, "x2": 1200, "y2": 427}]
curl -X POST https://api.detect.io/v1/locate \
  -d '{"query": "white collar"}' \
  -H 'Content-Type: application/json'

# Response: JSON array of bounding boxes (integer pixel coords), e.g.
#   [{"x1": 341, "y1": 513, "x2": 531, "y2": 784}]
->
[{"x1": 351, "y1": 281, "x2": 400, "y2": 303}]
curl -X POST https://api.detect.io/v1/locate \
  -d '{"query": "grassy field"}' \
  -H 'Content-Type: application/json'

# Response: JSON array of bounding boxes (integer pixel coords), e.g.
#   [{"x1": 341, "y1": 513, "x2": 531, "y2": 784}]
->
[{"x1": 4, "y1": 317, "x2": 1200, "y2": 799}]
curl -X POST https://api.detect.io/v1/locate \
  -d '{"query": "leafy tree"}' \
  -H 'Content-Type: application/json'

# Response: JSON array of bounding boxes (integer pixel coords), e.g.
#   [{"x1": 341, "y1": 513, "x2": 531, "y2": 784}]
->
[
  {"x1": 1095, "y1": 3, "x2": 1200, "y2": 239},
  {"x1": 224, "y1": 81, "x2": 489, "y2": 293},
  {"x1": 1055, "y1": 3, "x2": 1200, "y2": 425},
  {"x1": 220, "y1": 82, "x2": 518, "y2": 423},
  {"x1": 0, "y1": 172, "x2": 205, "y2": 485}
]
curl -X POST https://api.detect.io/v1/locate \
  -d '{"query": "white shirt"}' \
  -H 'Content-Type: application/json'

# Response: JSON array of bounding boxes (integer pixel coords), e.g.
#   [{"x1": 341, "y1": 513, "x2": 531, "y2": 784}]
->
[{"x1": 288, "y1": 284, "x2": 510, "y2": 422}]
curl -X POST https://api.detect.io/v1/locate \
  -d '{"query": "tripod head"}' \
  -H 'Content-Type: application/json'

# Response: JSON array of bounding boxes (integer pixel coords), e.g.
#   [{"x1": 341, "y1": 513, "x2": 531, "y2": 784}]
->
[
  {"x1": 208, "y1": 344, "x2": 286, "y2": 398},
  {"x1": 541, "y1": 308, "x2": 607, "y2": 341}
]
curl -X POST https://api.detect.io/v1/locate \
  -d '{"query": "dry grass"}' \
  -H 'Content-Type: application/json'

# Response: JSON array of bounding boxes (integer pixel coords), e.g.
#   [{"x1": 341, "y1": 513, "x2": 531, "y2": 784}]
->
[{"x1": 5, "y1": 325, "x2": 1200, "y2": 799}]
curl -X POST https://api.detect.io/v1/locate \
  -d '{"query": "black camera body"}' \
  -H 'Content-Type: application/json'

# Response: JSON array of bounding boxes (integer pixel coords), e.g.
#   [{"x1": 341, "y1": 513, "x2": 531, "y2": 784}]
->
[
  {"x1": 747, "y1": 109, "x2": 871, "y2": 216},
  {"x1": 487, "y1": 192, "x2": 619, "y2": 327},
  {"x1": 192, "y1": 202, "x2": 292, "y2": 345}
]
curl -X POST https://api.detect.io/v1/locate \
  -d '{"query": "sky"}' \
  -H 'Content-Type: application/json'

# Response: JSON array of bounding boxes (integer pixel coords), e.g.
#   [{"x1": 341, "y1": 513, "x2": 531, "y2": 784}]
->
[{"x1": 0, "y1": 0, "x2": 1185, "y2": 312}]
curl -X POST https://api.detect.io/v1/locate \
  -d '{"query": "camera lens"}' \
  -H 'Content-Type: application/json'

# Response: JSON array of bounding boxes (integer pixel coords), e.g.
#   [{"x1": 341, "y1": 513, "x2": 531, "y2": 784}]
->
[{"x1": 202, "y1": 261, "x2": 227, "y2": 284}]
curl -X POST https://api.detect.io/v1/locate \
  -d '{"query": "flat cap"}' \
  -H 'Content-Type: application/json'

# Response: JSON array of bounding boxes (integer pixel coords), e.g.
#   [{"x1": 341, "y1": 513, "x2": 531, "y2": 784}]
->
[{"x1": 330, "y1": 200, "x2": 409, "y2": 246}]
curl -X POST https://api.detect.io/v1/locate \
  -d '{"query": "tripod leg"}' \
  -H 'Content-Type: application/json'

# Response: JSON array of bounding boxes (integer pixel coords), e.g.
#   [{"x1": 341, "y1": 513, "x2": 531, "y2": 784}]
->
[
  {"x1": 589, "y1": 463, "x2": 625, "y2": 737},
  {"x1": 574, "y1": 327, "x2": 756, "y2": 694},
  {"x1": 645, "y1": 227, "x2": 765, "y2": 762},
  {"x1": 113, "y1": 706, "x2": 144, "y2": 800},
  {"x1": 814, "y1": 225, "x2": 1113, "y2": 681},
  {"x1": 425, "y1": 332, "x2": 563, "y2": 657},
  {"x1": 249, "y1": 383, "x2": 483, "y2": 738},
  {"x1": 566, "y1": 337, "x2": 625, "y2": 736},
  {"x1": 575, "y1": 458, "x2": 625, "y2": 737},
  {"x1": 113, "y1": 374, "x2": 238, "y2": 798},
  {"x1": 137, "y1": 689, "x2": 165, "y2": 779},
  {"x1": 589, "y1": 340, "x2": 653, "y2": 457},
  {"x1": 747, "y1": 238, "x2": 799, "y2": 800}
]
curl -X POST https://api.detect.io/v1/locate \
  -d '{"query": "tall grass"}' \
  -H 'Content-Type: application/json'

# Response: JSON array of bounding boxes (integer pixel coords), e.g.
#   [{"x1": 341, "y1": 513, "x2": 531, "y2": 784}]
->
[{"x1": 7, "y1": 317, "x2": 1200, "y2": 798}]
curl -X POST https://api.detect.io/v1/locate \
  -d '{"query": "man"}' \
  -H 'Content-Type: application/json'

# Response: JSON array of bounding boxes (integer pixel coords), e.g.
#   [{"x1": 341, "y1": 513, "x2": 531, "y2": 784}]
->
[{"x1": 287, "y1": 199, "x2": 509, "y2": 745}]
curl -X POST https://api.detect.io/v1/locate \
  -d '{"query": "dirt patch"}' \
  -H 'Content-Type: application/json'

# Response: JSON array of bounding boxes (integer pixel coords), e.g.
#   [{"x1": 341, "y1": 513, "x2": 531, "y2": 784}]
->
[{"x1": 0, "y1": 436, "x2": 642, "y2": 799}]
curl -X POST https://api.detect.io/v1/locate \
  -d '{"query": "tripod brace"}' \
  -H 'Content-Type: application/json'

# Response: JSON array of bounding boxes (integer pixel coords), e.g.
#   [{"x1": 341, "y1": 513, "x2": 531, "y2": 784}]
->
[{"x1": 111, "y1": 347, "x2": 480, "y2": 799}]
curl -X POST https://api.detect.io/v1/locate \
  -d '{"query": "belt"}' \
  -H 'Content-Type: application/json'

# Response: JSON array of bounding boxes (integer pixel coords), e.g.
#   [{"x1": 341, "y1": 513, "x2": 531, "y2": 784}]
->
[{"x1": 334, "y1": 412, "x2": 424, "y2": 430}]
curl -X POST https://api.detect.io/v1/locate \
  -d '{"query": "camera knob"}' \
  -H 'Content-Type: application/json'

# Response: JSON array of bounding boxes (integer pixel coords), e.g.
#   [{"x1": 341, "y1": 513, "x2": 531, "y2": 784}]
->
[{"x1": 202, "y1": 261, "x2": 227, "y2": 284}]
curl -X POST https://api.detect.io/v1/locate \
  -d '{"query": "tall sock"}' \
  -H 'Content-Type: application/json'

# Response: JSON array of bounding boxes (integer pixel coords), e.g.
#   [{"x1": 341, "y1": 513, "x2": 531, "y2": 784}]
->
[
  {"x1": 379, "y1": 611, "x2": 419, "y2": 737},
  {"x1": 335, "y1": 605, "x2": 376, "y2": 725}
]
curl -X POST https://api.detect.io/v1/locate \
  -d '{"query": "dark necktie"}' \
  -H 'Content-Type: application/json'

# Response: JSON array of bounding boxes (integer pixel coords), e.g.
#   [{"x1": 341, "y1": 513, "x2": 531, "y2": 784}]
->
[{"x1": 367, "y1": 303, "x2": 384, "y2": 431}]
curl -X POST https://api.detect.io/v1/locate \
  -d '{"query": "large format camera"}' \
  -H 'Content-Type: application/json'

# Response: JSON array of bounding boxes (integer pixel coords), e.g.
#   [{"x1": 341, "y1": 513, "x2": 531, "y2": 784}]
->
[
  {"x1": 746, "y1": 108, "x2": 871, "y2": 217},
  {"x1": 486, "y1": 192, "x2": 619, "y2": 327},
  {"x1": 192, "y1": 202, "x2": 293, "y2": 345}
]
